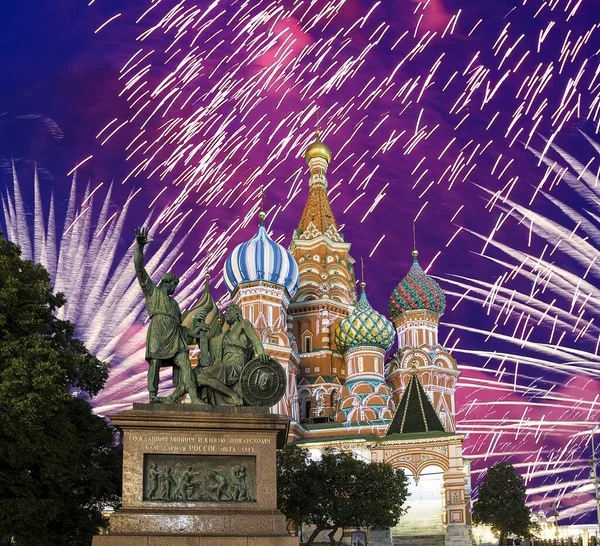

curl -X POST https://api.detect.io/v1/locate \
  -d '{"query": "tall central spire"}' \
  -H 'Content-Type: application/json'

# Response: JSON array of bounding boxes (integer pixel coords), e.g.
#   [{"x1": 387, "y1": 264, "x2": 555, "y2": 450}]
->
[{"x1": 297, "y1": 131, "x2": 338, "y2": 234}]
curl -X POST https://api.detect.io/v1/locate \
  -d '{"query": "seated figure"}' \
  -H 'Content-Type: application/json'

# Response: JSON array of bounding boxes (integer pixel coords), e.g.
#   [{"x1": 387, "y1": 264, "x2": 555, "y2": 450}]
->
[{"x1": 195, "y1": 304, "x2": 270, "y2": 405}]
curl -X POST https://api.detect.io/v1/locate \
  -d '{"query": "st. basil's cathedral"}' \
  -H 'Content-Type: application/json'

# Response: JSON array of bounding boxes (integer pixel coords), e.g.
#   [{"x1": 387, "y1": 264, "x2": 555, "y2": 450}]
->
[{"x1": 201, "y1": 133, "x2": 474, "y2": 546}]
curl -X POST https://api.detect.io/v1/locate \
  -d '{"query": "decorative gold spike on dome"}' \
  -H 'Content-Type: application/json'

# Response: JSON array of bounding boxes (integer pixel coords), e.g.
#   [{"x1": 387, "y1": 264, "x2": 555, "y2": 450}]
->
[
  {"x1": 304, "y1": 129, "x2": 332, "y2": 165},
  {"x1": 258, "y1": 185, "x2": 266, "y2": 226},
  {"x1": 412, "y1": 222, "x2": 418, "y2": 260},
  {"x1": 205, "y1": 249, "x2": 212, "y2": 280}
]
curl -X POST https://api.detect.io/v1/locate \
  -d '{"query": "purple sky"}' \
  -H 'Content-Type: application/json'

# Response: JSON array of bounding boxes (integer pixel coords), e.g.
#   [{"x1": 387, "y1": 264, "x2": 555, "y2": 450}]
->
[{"x1": 2, "y1": 0, "x2": 600, "y2": 523}]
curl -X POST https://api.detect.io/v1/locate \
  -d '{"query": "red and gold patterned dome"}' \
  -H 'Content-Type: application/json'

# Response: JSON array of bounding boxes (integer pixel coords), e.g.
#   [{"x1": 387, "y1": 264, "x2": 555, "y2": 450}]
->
[{"x1": 388, "y1": 250, "x2": 446, "y2": 320}]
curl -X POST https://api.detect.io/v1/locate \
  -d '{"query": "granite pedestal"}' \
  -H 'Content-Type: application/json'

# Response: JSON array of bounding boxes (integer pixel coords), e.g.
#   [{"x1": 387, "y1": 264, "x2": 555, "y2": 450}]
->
[{"x1": 93, "y1": 404, "x2": 298, "y2": 546}]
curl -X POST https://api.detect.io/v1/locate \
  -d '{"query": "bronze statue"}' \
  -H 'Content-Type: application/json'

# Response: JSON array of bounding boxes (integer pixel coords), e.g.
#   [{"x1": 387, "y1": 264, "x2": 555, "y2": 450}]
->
[
  {"x1": 195, "y1": 304, "x2": 270, "y2": 405},
  {"x1": 135, "y1": 227, "x2": 285, "y2": 407},
  {"x1": 134, "y1": 227, "x2": 203, "y2": 404}
]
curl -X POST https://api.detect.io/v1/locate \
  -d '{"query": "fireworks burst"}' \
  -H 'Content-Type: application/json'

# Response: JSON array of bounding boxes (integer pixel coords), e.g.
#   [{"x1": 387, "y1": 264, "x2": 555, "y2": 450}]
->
[
  {"x1": 0, "y1": 166, "x2": 244, "y2": 413},
  {"x1": 439, "y1": 133, "x2": 600, "y2": 521},
  {"x1": 21, "y1": 0, "x2": 597, "y2": 522},
  {"x1": 86, "y1": 0, "x2": 600, "y2": 248}
]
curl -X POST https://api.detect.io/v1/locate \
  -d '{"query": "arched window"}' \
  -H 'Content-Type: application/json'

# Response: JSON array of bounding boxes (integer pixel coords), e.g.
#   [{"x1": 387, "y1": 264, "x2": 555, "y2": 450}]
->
[
  {"x1": 304, "y1": 336, "x2": 311, "y2": 353},
  {"x1": 267, "y1": 304, "x2": 273, "y2": 326},
  {"x1": 299, "y1": 391, "x2": 311, "y2": 422},
  {"x1": 331, "y1": 389, "x2": 339, "y2": 410}
]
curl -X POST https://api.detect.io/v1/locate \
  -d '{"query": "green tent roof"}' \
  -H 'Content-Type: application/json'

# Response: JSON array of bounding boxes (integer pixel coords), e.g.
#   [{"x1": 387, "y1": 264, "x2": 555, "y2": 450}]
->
[{"x1": 386, "y1": 370, "x2": 445, "y2": 435}]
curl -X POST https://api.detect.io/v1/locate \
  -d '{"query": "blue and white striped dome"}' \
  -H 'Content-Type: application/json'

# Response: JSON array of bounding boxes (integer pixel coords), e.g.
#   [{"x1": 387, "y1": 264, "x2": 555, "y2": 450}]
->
[{"x1": 224, "y1": 225, "x2": 299, "y2": 296}]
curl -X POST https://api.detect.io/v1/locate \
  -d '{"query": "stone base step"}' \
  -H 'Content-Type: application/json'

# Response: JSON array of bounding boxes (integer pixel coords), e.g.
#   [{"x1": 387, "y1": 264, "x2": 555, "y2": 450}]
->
[
  {"x1": 393, "y1": 535, "x2": 445, "y2": 546},
  {"x1": 93, "y1": 535, "x2": 299, "y2": 546},
  {"x1": 393, "y1": 529, "x2": 445, "y2": 537}
]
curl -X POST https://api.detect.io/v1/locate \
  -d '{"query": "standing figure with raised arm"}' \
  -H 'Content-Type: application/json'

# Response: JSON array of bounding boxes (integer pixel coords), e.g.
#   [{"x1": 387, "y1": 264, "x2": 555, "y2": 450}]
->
[{"x1": 133, "y1": 227, "x2": 202, "y2": 404}]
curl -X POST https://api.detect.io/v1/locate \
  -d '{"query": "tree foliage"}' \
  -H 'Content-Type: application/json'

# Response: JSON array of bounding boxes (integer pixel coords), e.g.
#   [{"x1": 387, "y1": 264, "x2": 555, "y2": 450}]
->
[
  {"x1": 0, "y1": 235, "x2": 122, "y2": 546},
  {"x1": 277, "y1": 444, "x2": 409, "y2": 545},
  {"x1": 473, "y1": 462, "x2": 536, "y2": 546}
]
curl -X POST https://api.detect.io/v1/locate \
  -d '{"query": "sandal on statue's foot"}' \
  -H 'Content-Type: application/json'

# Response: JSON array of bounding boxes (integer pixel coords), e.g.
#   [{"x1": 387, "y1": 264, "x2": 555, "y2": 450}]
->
[
  {"x1": 151, "y1": 395, "x2": 175, "y2": 404},
  {"x1": 230, "y1": 395, "x2": 244, "y2": 406}
]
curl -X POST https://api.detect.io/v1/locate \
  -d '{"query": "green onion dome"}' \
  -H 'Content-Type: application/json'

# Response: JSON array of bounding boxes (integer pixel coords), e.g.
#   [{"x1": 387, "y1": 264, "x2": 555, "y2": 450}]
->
[
  {"x1": 388, "y1": 250, "x2": 446, "y2": 320},
  {"x1": 334, "y1": 282, "x2": 395, "y2": 354}
]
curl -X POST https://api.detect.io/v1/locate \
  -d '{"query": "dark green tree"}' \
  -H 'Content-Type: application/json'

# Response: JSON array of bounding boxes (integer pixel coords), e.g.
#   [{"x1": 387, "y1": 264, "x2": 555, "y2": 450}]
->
[
  {"x1": 473, "y1": 462, "x2": 536, "y2": 546},
  {"x1": 277, "y1": 445, "x2": 409, "y2": 545},
  {"x1": 0, "y1": 235, "x2": 122, "y2": 546}
]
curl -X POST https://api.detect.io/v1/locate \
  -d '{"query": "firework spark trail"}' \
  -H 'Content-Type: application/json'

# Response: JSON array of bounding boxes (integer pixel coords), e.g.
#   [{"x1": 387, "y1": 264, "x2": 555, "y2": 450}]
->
[
  {"x1": 0, "y1": 167, "x2": 259, "y2": 412},
  {"x1": 88, "y1": 0, "x2": 600, "y2": 270},
  {"x1": 438, "y1": 135, "x2": 600, "y2": 520},
  {"x1": 82, "y1": 0, "x2": 600, "y2": 520}
]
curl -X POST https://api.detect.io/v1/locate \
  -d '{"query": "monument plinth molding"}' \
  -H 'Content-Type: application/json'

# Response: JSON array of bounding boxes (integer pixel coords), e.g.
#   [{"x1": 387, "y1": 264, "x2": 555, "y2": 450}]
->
[{"x1": 93, "y1": 405, "x2": 298, "y2": 546}]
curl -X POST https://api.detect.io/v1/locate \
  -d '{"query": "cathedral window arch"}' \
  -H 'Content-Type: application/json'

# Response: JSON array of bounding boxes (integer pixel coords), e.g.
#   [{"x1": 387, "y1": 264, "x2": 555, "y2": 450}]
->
[
  {"x1": 299, "y1": 390, "x2": 311, "y2": 422},
  {"x1": 331, "y1": 389, "x2": 339, "y2": 411}
]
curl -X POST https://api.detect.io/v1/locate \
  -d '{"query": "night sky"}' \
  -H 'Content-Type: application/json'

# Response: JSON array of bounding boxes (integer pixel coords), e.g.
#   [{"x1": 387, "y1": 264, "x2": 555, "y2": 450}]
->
[{"x1": 2, "y1": 0, "x2": 600, "y2": 523}]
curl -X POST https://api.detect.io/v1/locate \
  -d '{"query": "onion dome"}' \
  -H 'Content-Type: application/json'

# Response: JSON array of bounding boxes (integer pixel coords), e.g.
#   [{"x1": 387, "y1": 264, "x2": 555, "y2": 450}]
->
[
  {"x1": 224, "y1": 223, "x2": 299, "y2": 296},
  {"x1": 304, "y1": 130, "x2": 332, "y2": 164},
  {"x1": 388, "y1": 249, "x2": 446, "y2": 320},
  {"x1": 334, "y1": 282, "x2": 395, "y2": 353}
]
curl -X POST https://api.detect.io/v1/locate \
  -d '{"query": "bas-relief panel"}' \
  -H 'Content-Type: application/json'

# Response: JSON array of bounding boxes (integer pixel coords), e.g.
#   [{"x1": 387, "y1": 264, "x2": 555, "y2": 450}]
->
[{"x1": 143, "y1": 454, "x2": 256, "y2": 503}]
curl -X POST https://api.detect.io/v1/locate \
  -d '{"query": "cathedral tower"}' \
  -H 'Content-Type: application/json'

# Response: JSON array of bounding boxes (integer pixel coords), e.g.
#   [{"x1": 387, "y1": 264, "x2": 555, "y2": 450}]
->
[
  {"x1": 288, "y1": 132, "x2": 357, "y2": 423},
  {"x1": 223, "y1": 209, "x2": 300, "y2": 419},
  {"x1": 333, "y1": 281, "x2": 395, "y2": 423},
  {"x1": 385, "y1": 248, "x2": 460, "y2": 431}
]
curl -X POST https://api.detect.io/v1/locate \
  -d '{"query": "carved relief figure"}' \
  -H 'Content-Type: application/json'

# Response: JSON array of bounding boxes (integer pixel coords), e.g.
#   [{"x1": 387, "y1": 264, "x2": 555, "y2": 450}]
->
[
  {"x1": 232, "y1": 464, "x2": 249, "y2": 501},
  {"x1": 207, "y1": 468, "x2": 231, "y2": 501},
  {"x1": 173, "y1": 466, "x2": 201, "y2": 501},
  {"x1": 159, "y1": 466, "x2": 176, "y2": 500},
  {"x1": 148, "y1": 463, "x2": 160, "y2": 498}
]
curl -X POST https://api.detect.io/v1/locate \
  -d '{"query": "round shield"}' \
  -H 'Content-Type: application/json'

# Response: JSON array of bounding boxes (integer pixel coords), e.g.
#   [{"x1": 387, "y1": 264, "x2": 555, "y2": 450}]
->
[{"x1": 240, "y1": 357, "x2": 286, "y2": 407}]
